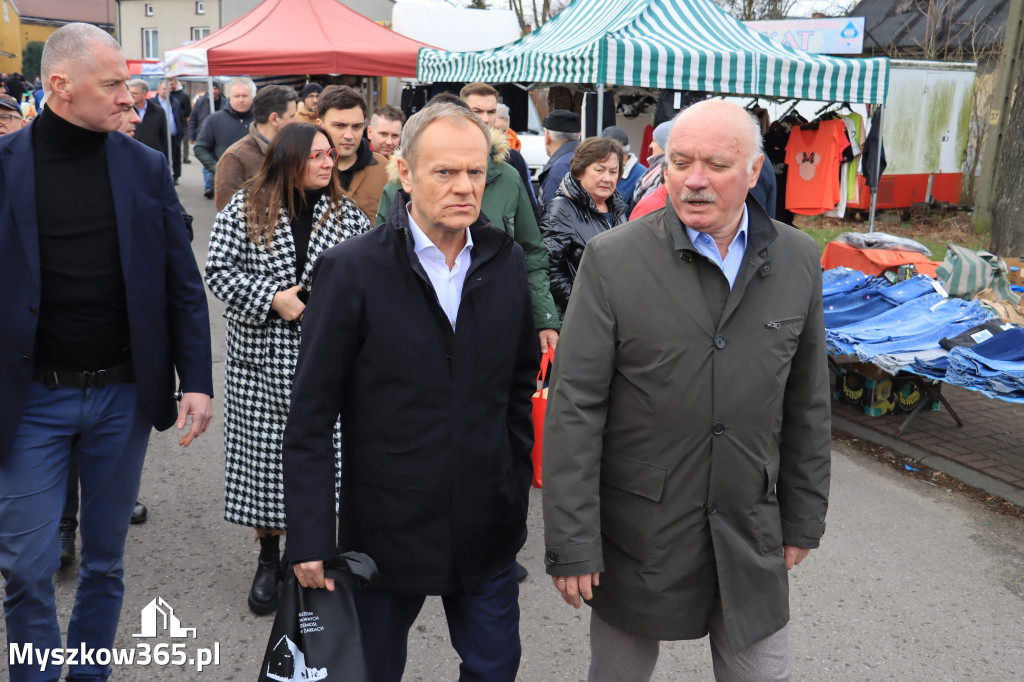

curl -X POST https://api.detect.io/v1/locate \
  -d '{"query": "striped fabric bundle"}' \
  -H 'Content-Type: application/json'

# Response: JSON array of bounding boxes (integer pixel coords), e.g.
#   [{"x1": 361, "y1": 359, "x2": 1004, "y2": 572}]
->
[{"x1": 935, "y1": 243, "x2": 1021, "y2": 305}]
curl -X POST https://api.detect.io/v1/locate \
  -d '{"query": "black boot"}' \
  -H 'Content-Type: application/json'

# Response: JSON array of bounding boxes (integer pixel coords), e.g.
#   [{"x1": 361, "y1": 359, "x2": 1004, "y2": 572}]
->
[
  {"x1": 59, "y1": 519, "x2": 77, "y2": 567},
  {"x1": 248, "y1": 535, "x2": 282, "y2": 615}
]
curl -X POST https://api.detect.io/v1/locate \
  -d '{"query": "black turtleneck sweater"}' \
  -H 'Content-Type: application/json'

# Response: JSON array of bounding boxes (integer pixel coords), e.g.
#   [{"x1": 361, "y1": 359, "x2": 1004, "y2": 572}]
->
[
  {"x1": 291, "y1": 187, "x2": 327, "y2": 281},
  {"x1": 33, "y1": 106, "x2": 130, "y2": 371}
]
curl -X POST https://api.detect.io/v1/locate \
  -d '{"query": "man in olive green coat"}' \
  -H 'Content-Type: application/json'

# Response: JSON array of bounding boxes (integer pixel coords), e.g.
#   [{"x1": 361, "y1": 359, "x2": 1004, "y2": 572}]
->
[{"x1": 542, "y1": 99, "x2": 831, "y2": 681}]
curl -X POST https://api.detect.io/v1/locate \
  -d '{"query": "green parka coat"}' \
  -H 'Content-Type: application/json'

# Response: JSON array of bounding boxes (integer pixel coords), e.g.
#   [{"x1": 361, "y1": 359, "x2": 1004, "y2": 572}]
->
[{"x1": 542, "y1": 197, "x2": 831, "y2": 653}]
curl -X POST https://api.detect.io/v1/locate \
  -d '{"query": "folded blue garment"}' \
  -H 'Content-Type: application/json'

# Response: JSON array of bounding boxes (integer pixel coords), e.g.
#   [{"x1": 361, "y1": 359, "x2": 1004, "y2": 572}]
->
[{"x1": 822, "y1": 267, "x2": 879, "y2": 298}]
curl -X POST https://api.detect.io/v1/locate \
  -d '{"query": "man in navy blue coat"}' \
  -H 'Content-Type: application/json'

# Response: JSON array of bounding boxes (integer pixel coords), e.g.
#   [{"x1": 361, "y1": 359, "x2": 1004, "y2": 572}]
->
[
  {"x1": 284, "y1": 103, "x2": 537, "y2": 682},
  {"x1": 0, "y1": 24, "x2": 213, "y2": 682}
]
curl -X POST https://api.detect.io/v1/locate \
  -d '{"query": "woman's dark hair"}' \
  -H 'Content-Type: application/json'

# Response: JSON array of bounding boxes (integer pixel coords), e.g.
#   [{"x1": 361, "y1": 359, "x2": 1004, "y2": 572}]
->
[
  {"x1": 569, "y1": 137, "x2": 625, "y2": 180},
  {"x1": 243, "y1": 123, "x2": 343, "y2": 247}
]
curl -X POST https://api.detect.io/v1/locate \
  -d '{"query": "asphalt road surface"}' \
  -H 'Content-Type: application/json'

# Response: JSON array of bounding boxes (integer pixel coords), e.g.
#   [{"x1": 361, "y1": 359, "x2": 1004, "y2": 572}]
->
[{"x1": 3, "y1": 160, "x2": 1023, "y2": 681}]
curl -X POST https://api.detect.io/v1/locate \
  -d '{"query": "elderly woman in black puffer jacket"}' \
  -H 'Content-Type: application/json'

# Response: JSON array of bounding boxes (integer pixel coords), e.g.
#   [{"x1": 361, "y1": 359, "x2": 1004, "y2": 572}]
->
[{"x1": 541, "y1": 136, "x2": 629, "y2": 319}]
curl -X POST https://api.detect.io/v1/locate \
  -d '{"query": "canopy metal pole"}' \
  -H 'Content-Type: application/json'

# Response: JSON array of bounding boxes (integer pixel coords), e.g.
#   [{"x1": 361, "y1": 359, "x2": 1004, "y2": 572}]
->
[
  {"x1": 208, "y1": 77, "x2": 216, "y2": 115},
  {"x1": 595, "y1": 83, "x2": 604, "y2": 138},
  {"x1": 867, "y1": 105, "x2": 884, "y2": 234}
]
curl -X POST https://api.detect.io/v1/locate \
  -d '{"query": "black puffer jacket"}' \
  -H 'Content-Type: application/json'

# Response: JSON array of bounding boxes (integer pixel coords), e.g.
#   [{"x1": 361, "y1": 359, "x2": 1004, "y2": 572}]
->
[{"x1": 541, "y1": 173, "x2": 628, "y2": 318}]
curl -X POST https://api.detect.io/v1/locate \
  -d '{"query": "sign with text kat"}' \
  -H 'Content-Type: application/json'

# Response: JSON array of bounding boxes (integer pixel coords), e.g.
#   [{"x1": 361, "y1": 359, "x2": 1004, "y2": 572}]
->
[{"x1": 744, "y1": 17, "x2": 865, "y2": 55}]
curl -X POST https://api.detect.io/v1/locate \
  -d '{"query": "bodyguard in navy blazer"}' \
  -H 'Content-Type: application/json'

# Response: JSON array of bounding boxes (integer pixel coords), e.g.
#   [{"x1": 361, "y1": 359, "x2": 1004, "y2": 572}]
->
[{"x1": 0, "y1": 24, "x2": 212, "y2": 682}]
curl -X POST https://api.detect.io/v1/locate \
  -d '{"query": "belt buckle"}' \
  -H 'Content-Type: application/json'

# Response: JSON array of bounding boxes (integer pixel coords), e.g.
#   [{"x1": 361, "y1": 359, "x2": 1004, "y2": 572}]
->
[{"x1": 84, "y1": 370, "x2": 108, "y2": 389}]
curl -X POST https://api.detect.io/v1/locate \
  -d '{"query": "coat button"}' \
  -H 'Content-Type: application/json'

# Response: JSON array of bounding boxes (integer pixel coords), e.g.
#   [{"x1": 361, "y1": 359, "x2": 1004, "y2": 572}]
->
[
  {"x1": 712, "y1": 422, "x2": 725, "y2": 435},
  {"x1": 706, "y1": 502, "x2": 718, "y2": 515},
  {"x1": 29, "y1": 306, "x2": 38, "y2": 314},
  {"x1": 759, "y1": 250, "x2": 767, "y2": 258},
  {"x1": 21, "y1": 355, "x2": 30, "y2": 363},
  {"x1": 714, "y1": 335, "x2": 726, "y2": 349},
  {"x1": 544, "y1": 549, "x2": 559, "y2": 565},
  {"x1": 762, "y1": 265, "x2": 770, "y2": 273}
]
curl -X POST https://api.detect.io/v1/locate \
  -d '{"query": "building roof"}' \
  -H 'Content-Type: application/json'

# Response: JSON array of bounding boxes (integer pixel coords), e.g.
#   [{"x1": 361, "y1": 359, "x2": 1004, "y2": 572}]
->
[
  {"x1": 12, "y1": 0, "x2": 117, "y2": 27},
  {"x1": 850, "y1": 0, "x2": 1008, "y2": 58}
]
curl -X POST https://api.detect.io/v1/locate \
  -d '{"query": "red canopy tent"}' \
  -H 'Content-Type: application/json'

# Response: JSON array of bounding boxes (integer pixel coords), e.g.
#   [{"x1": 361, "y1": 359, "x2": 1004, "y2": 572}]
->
[{"x1": 163, "y1": 0, "x2": 434, "y2": 77}]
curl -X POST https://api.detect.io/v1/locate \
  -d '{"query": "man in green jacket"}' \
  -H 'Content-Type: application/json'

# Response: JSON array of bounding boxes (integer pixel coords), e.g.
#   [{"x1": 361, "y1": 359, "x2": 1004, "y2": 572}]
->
[
  {"x1": 543, "y1": 99, "x2": 831, "y2": 681},
  {"x1": 377, "y1": 96, "x2": 560, "y2": 354}
]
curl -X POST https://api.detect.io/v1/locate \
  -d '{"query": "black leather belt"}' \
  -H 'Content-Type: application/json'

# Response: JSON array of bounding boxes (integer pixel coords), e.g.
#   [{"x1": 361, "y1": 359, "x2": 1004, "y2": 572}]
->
[{"x1": 32, "y1": 362, "x2": 135, "y2": 389}]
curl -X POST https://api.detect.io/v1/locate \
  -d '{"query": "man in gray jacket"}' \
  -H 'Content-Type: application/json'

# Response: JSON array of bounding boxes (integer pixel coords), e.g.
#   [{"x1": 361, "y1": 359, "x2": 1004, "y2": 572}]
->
[{"x1": 542, "y1": 99, "x2": 831, "y2": 681}]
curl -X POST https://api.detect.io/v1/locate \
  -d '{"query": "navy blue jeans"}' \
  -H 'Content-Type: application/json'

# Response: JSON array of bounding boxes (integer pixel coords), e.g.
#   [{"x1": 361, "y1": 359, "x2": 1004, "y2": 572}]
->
[
  {"x1": 353, "y1": 561, "x2": 521, "y2": 682},
  {"x1": 0, "y1": 381, "x2": 151, "y2": 682}
]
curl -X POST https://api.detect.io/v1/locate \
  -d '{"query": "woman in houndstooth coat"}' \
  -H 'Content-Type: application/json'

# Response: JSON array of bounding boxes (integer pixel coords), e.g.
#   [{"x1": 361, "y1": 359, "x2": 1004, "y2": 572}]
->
[{"x1": 205, "y1": 123, "x2": 369, "y2": 615}]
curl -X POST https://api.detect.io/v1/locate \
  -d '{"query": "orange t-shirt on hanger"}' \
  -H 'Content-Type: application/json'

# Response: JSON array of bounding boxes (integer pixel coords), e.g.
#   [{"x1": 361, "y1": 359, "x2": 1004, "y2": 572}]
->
[{"x1": 784, "y1": 119, "x2": 850, "y2": 216}]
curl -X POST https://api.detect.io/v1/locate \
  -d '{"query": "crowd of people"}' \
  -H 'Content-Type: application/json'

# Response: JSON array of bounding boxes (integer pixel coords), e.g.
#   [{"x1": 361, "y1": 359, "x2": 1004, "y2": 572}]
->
[{"x1": 0, "y1": 22, "x2": 830, "y2": 682}]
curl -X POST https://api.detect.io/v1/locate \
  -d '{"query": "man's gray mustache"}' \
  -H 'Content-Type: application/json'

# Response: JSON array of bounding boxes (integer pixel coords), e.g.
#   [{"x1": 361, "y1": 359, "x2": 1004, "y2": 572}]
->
[{"x1": 679, "y1": 191, "x2": 716, "y2": 203}]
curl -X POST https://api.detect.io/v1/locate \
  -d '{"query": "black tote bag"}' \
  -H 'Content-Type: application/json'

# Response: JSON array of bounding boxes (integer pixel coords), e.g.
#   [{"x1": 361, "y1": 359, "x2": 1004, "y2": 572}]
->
[{"x1": 257, "y1": 552, "x2": 378, "y2": 682}]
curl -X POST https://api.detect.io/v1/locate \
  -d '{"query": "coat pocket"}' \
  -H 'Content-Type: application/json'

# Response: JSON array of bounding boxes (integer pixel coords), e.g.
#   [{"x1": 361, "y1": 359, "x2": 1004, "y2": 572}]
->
[
  {"x1": 757, "y1": 458, "x2": 783, "y2": 554},
  {"x1": 225, "y1": 317, "x2": 268, "y2": 367},
  {"x1": 599, "y1": 455, "x2": 668, "y2": 562}
]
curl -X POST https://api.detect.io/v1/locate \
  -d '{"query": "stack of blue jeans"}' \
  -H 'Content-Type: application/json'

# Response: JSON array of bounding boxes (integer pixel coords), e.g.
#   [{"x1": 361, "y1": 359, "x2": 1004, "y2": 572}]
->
[
  {"x1": 827, "y1": 293, "x2": 990, "y2": 357},
  {"x1": 823, "y1": 274, "x2": 938, "y2": 329},
  {"x1": 944, "y1": 327, "x2": 1024, "y2": 401}
]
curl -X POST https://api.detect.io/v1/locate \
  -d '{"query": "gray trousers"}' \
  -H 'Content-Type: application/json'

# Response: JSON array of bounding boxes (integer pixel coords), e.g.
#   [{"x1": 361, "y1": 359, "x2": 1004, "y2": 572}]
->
[{"x1": 588, "y1": 598, "x2": 793, "y2": 682}]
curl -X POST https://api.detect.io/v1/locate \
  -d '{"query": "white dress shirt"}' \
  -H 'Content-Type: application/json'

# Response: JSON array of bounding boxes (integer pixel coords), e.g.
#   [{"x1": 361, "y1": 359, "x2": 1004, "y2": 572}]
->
[{"x1": 407, "y1": 206, "x2": 474, "y2": 330}]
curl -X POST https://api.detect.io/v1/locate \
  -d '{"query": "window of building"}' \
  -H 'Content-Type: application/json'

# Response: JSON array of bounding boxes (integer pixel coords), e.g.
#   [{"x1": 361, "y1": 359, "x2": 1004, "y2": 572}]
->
[
  {"x1": 191, "y1": 27, "x2": 210, "y2": 41},
  {"x1": 144, "y1": 3, "x2": 154, "y2": 17},
  {"x1": 196, "y1": 1, "x2": 205, "y2": 14},
  {"x1": 142, "y1": 28, "x2": 159, "y2": 59}
]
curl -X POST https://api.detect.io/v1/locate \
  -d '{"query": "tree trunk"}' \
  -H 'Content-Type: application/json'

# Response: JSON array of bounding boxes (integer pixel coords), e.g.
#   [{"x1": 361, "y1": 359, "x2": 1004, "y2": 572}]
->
[{"x1": 989, "y1": 47, "x2": 1024, "y2": 257}]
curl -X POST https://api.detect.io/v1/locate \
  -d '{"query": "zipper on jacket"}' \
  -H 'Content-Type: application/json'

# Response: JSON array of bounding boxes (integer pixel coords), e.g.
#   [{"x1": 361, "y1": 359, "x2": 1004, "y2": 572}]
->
[{"x1": 764, "y1": 316, "x2": 803, "y2": 329}]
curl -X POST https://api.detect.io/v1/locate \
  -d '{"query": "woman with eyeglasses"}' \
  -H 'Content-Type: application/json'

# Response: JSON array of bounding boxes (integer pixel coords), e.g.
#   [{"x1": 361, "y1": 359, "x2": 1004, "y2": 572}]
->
[{"x1": 205, "y1": 123, "x2": 369, "y2": 615}]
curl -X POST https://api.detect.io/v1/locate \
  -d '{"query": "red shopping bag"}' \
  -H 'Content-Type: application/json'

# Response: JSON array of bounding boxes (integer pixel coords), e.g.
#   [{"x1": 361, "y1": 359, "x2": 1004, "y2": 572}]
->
[{"x1": 530, "y1": 348, "x2": 554, "y2": 489}]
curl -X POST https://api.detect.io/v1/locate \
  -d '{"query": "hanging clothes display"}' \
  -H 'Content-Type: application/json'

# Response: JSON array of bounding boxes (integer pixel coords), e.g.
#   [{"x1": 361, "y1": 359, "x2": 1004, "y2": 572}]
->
[{"x1": 784, "y1": 119, "x2": 849, "y2": 215}]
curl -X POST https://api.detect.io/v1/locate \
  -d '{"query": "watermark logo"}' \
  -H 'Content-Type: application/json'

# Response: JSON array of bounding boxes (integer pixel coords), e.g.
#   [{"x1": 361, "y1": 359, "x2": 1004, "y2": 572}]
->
[
  {"x1": 133, "y1": 597, "x2": 197, "y2": 638},
  {"x1": 9, "y1": 597, "x2": 219, "y2": 673}
]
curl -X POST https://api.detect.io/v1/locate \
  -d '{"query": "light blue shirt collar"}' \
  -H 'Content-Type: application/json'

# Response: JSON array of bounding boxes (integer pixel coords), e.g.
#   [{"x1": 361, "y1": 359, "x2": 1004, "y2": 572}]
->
[{"x1": 685, "y1": 206, "x2": 749, "y2": 289}]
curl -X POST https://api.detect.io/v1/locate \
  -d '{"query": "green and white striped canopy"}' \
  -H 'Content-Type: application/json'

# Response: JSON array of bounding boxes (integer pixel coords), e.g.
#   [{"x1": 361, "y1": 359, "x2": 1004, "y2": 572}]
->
[{"x1": 416, "y1": 0, "x2": 889, "y2": 104}]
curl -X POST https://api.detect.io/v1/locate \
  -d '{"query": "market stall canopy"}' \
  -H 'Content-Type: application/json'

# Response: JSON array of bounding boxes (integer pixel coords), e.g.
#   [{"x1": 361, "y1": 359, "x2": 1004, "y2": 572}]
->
[
  {"x1": 417, "y1": 0, "x2": 889, "y2": 104},
  {"x1": 164, "y1": 0, "x2": 434, "y2": 77}
]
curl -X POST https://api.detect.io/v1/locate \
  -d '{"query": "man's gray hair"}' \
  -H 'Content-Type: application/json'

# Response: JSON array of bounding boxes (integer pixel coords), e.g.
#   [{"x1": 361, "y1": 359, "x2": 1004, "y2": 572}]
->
[
  {"x1": 495, "y1": 103, "x2": 510, "y2": 122},
  {"x1": 545, "y1": 128, "x2": 580, "y2": 145},
  {"x1": 128, "y1": 79, "x2": 149, "y2": 93},
  {"x1": 228, "y1": 77, "x2": 255, "y2": 96},
  {"x1": 397, "y1": 103, "x2": 490, "y2": 170},
  {"x1": 742, "y1": 108, "x2": 766, "y2": 172},
  {"x1": 40, "y1": 22, "x2": 121, "y2": 91}
]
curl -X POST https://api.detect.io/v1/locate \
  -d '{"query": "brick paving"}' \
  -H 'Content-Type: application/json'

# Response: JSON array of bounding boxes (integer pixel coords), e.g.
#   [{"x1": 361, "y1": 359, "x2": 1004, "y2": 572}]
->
[{"x1": 831, "y1": 379, "x2": 1024, "y2": 492}]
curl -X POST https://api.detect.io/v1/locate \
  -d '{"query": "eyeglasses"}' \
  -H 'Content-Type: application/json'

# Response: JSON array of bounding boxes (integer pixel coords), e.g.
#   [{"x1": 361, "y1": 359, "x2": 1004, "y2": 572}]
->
[
  {"x1": 309, "y1": 149, "x2": 339, "y2": 164},
  {"x1": 0, "y1": 112, "x2": 22, "y2": 124}
]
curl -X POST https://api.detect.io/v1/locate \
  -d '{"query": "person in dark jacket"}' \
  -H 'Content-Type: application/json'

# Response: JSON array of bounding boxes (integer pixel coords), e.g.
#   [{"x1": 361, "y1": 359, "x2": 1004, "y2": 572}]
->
[
  {"x1": 188, "y1": 81, "x2": 227, "y2": 196},
  {"x1": 538, "y1": 109, "x2": 581, "y2": 206},
  {"x1": 129, "y1": 79, "x2": 168, "y2": 157},
  {"x1": 541, "y1": 136, "x2": 629, "y2": 319},
  {"x1": 187, "y1": 81, "x2": 223, "y2": 143},
  {"x1": 195, "y1": 78, "x2": 255, "y2": 199},
  {"x1": 283, "y1": 103, "x2": 537, "y2": 682}
]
